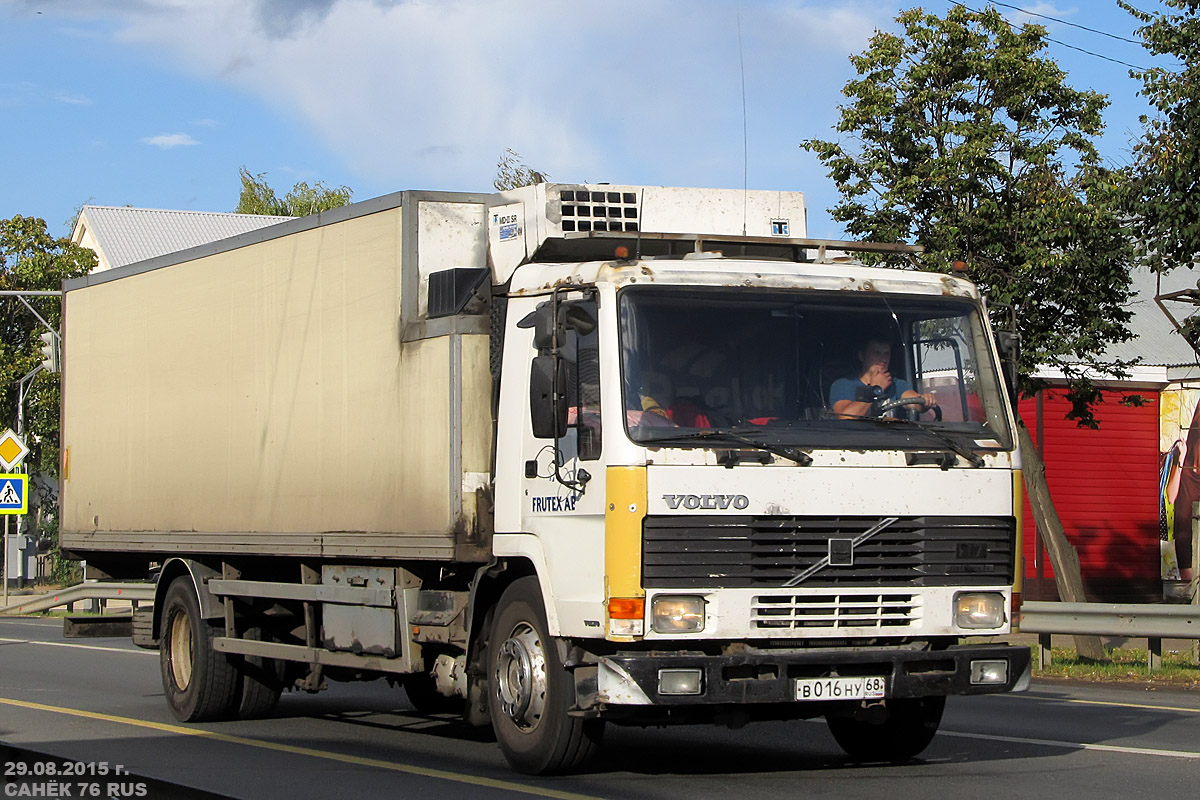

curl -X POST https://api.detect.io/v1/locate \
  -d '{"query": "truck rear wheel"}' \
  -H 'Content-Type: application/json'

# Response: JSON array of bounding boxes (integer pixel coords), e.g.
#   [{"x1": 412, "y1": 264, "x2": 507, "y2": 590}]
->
[
  {"x1": 488, "y1": 577, "x2": 603, "y2": 775},
  {"x1": 159, "y1": 578, "x2": 239, "y2": 722},
  {"x1": 235, "y1": 626, "x2": 284, "y2": 719},
  {"x1": 826, "y1": 696, "x2": 945, "y2": 763}
]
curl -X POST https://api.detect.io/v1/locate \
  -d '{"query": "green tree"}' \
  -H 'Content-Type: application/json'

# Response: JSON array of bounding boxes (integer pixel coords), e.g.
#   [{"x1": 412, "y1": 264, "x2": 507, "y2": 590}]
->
[
  {"x1": 803, "y1": 5, "x2": 1134, "y2": 657},
  {"x1": 0, "y1": 215, "x2": 96, "y2": 579},
  {"x1": 235, "y1": 167, "x2": 353, "y2": 217},
  {"x1": 1120, "y1": 1, "x2": 1200, "y2": 337},
  {"x1": 494, "y1": 148, "x2": 549, "y2": 191}
]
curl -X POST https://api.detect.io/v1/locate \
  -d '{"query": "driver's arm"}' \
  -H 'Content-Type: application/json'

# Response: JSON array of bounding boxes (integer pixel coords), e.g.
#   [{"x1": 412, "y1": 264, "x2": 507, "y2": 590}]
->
[
  {"x1": 830, "y1": 377, "x2": 875, "y2": 419},
  {"x1": 901, "y1": 388, "x2": 938, "y2": 409},
  {"x1": 832, "y1": 397, "x2": 873, "y2": 419}
]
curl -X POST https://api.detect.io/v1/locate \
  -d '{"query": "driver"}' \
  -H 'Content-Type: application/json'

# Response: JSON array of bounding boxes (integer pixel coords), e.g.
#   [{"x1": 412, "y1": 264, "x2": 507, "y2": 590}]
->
[{"x1": 830, "y1": 337, "x2": 937, "y2": 419}]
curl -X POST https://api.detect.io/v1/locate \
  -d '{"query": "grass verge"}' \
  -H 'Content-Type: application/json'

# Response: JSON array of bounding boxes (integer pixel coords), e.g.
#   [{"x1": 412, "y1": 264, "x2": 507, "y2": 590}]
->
[{"x1": 1034, "y1": 645, "x2": 1200, "y2": 688}]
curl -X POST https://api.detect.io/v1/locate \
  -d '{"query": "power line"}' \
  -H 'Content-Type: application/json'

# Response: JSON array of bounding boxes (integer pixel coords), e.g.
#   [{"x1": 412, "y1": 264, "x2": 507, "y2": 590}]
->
[
  {"x1": 1038, "y1": 33, "x2": 1146, "y2": 71},
  {"x1": 986, "y1": 0, "x2": 1141, "y2": 45},
  {"x1": 952, "y1": 2, "x2": 1148, "y2": 71}
]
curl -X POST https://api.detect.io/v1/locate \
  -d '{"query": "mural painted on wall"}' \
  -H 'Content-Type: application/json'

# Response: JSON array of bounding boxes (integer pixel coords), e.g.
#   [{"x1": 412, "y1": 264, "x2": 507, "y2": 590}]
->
[{"x1": 1159, "y1": 386, "x2": 1199, "y2": 582}]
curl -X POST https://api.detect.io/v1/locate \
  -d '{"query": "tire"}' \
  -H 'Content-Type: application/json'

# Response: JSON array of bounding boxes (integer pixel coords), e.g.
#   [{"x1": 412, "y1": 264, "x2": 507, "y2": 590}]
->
[
  {"x1": 159, "y1": 578, "x2": 239, "y2": 722},
  {"x1": 488, "y1": 577, "x2": 603, "y2": 775},
  {"x1": 235, "y1": 626, "x2": 284, "y2": 719},
  {"x1": 826, "y1": 696, "x2": 946, "y2": 763}
]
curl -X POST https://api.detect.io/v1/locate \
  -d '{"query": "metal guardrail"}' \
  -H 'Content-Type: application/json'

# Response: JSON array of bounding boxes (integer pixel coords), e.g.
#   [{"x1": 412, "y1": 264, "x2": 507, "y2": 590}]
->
[
  {"x1": 1019, "y1": 601, "x2": 1200, "y2": 671},
  {"x1": 0, "y1": 581, "x2": 155, "y2": 616}
]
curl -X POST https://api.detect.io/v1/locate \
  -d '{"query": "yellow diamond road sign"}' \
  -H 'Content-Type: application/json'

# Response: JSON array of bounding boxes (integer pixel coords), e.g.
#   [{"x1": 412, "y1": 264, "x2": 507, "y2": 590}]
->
[{"x1": 0, "y1": 429, "x2": 29, "y2": 471}]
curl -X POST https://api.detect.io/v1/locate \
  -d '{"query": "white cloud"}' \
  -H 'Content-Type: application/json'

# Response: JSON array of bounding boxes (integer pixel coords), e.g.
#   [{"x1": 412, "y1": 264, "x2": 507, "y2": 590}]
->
[
  {"x1": 1002, "y1": 3, "x2": 1077, "y2": 29},
  {"x1": 53, "y1": 92, "x2": 93, "y2": 105},
  {"x1": 142, "y1": 133, "x2": 200, "y2": 149},
  {"x1": 93, "y1": 0, "x2": 892, "y2": 197},
  {"x1": 0, "y1": 80, "x2": 93, "y2": 108}
]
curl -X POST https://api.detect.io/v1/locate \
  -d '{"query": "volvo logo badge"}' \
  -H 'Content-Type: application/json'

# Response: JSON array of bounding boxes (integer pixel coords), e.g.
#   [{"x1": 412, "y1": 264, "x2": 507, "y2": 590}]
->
[{"x1": 662, "y1": 494, "x2": 750, "y2": 510}]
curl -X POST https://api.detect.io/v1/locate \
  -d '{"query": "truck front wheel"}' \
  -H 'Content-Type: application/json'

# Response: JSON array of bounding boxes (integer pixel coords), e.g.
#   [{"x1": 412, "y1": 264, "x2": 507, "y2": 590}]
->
[
  {"x1": 826, "y1": 696, "x2": 945, "y2": 763},
  {"x1": 488, "y1": 577, "x2": 603, "y2": 774},
  {"x1": 159, "y1": 578, "x2": 239, "y2": 722}
]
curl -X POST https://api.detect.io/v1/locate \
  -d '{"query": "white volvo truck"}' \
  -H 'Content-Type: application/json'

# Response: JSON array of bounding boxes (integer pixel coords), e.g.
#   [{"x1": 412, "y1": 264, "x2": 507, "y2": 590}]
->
[{"x1": 59, "y1": 183, "x2": 1030, "y2": 774}]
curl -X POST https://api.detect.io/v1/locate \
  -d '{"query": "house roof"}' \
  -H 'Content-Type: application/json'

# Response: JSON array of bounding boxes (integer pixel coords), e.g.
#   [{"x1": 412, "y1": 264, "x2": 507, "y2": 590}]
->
[
  {"x1": 71, "y1": 205, "x2": 292, "y2": 272},
  {"x1": 1105, "y1": 264, "x2": 1200, "y2": 368}
]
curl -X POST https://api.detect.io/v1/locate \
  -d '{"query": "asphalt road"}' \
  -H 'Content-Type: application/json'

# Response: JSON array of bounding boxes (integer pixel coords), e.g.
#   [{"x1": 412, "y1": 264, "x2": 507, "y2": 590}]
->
[{"x1": 1, "y1": 616, "x2": 1197, "y2": 800}]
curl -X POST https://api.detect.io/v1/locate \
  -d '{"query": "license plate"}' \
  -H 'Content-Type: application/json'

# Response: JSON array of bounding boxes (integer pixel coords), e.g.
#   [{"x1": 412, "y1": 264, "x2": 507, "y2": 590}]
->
[{"x1": 794, "y1": 676, "x2": 886, "y2": 701}]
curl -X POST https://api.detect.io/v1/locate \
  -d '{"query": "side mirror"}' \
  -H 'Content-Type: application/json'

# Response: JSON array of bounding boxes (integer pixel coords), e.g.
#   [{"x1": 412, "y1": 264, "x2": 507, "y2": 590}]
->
[
  {"x1": 558, "y1": 299, "x2": 597, "y2": 337},
  {"x1": 530, "y1": 355, "x2": 568, "y2": 439},
  {"x1": 520, "y1": 298, "x2": 598, "y2": 351},
  {"x1": 996, "y1": 331, "x2": 1021, "y2": 358},
  {"x1": 533, "y1": 311, "x2": 557, "y2": 351},
  {"x1": 995, "y1": 331, "x2": 1021, "y2": 405},
  {"x1": 517, "y1": 301, "x2": 555, "y2": 350}
]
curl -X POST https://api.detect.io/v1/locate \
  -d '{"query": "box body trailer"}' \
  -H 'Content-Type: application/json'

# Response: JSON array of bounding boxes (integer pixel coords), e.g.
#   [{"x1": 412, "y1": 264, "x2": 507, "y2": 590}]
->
[{"x1": 60, "y1": 184, "x2": 1030, "y2": 774}]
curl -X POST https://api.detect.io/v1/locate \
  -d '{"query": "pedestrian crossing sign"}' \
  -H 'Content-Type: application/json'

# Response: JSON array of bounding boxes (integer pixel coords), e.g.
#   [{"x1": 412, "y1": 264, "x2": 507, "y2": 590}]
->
[{"x1": 0, "y1": 474, "x2": 27, "y2": 514}]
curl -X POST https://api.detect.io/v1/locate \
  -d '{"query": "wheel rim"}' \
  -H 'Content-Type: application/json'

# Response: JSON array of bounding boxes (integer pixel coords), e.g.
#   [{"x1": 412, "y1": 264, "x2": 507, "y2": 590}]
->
[
  {"x1": 168, "y1": 610, "x2": 194, "y2": 691},
  {"x1": 494, "y1": 622, "x2": 548, "y2": 731}
]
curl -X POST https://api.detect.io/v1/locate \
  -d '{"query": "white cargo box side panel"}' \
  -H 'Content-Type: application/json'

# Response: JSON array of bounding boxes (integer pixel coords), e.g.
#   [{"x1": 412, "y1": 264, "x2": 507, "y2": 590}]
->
[
  {"x1": 61, "y1": 207, "x2": 485, "y2": 552},
  {"x1": 638, "y1": 187, "x2": 806, "y2": 238},
  {"x1": 416, "y1": 201, "x2": 488, "y2": 319}
]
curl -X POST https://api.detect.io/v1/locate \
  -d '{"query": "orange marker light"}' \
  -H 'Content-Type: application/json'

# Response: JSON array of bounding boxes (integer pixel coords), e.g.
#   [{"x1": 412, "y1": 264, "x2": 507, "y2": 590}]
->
[
  {"x1": 615, "y1": 245, "x2": 631, "y2": 259},
  {"x1": 608, "y1": 597, "x2": 645, "y2": 619}
]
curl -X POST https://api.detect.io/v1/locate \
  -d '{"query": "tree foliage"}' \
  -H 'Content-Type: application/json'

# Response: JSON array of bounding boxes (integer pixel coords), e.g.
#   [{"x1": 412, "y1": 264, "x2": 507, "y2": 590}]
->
[
  {"x1": 802, "y1": 5, "x2": 1134, "y2": 422},
  {"x1": 1120, "y1": 0, "x2": 1200, "y2": 275},
  {"x1": 235, "y1": 167, "x2": 353, "y2": 217},
  {"x1": 494, "y1": 148, "x2": 549, "y2": 191},
  {"x1": 801, "y1": 6, "x2": 1133, "y2": 648},
  {"x1": 0, "y1": 216, "x2": 95, "y2": 479}
]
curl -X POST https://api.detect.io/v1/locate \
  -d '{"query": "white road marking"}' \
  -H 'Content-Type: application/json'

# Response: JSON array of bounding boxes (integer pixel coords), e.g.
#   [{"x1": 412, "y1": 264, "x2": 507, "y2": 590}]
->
[
  {"x1": 0, "y1": 636, "x2": 153, "y2": 655},
  {"x1": 940, "y1": 729, "x2": 1199, "y2": 759}
]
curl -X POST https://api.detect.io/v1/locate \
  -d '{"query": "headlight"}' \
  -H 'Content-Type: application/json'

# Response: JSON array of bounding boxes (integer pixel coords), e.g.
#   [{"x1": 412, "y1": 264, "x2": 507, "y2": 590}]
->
[
  {"x1": 651, "y1": 595, "x2": 706, "y2": 633},
  {"x1": 955, "y1": 592, "x2": 1006, "y2": 629}
]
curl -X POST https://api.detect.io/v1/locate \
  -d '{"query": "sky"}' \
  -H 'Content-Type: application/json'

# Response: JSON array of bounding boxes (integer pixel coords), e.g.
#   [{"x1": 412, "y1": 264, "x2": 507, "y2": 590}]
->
[{"x1": 0, "y1": 0, "x2": 1173, "y2": 239}]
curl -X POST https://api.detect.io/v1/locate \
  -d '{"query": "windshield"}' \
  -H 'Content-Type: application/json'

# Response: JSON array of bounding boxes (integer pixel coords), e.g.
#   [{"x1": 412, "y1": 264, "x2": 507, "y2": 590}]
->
[{"x1": 619, "y1": 286, "x2": 1012, "y2": 451}]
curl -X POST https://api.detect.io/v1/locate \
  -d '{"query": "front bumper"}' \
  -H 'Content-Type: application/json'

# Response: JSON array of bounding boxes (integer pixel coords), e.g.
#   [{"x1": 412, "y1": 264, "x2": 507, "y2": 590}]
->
[{"x1": 596, "y1": 643, "x2": 1031, "y2": 706}]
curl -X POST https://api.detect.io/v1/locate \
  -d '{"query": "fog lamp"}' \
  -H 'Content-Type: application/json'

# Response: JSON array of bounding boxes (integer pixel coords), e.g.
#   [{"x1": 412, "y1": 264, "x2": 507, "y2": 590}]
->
[
  {"x1": 651, "y1": 595, "x2": 706, "y2": 634},
  {"x1": 970, "y1": 659, "x2": 1009, "y2": 685},
  {"x1": 955, "y1": 592, "x2": 1006, "y2": 629},
  {"x1": 658, "y1": 668, "x2": 703, "y2": 695}
]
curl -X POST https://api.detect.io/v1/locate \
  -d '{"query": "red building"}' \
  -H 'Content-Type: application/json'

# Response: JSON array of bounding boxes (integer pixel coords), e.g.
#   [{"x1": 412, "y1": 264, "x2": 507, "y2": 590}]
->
[
  {"x1": 1019, "y1": 388, "x2": 1162, "y2": 602},
  {"x1": 1018, "y1": 266, "x2": 1199, "y2": 602}
]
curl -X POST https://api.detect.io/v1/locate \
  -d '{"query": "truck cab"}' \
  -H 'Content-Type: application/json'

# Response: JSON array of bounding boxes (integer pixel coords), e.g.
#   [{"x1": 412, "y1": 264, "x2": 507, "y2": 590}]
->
[{"x1": 475, "y1": 184, "x2": 1029, "y2": 771}]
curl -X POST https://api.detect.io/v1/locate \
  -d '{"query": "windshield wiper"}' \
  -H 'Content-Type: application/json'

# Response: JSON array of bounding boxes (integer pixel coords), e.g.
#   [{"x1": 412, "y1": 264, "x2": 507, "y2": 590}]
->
[
  {"x1": 641, "y1": 429, "x2": 813, "y2": 467},
  {"x1": 840, "y1": 415, "x2": 985, "y2": 467}
]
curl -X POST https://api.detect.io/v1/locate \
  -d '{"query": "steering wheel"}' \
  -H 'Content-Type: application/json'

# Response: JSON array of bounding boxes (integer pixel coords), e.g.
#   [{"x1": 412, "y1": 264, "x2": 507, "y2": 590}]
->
[{"x1": 874, "y1": 396, "x2": 942, "y2": 421}]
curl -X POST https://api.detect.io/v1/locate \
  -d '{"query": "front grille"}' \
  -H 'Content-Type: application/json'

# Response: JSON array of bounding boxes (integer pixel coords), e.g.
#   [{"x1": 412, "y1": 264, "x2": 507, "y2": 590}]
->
[
  {"x1": 643, "y1": 515, "x2": 1014, "y2": 589},
  {"x1": 753, "y1": 593, "x2": 919, "y2": 631}
]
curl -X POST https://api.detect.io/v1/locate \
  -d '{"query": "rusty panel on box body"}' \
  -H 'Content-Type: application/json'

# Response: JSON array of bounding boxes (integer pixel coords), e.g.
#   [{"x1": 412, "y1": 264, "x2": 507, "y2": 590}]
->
[{"x1": 61, "y1": 207, "x2": 487, "y2": 548}]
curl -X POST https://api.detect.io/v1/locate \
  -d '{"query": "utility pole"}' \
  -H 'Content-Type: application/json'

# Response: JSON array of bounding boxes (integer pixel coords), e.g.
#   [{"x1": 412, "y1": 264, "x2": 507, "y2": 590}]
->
[{"x1": 0, "y1": 290, "x2": 62, "y2": 601}]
